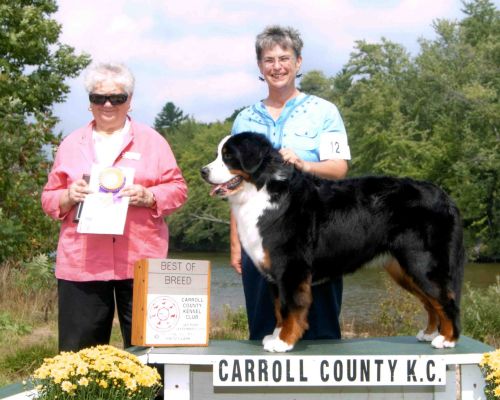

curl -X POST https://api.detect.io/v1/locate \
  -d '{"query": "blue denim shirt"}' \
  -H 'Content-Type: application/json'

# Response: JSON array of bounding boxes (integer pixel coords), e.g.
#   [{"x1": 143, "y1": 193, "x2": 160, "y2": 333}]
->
[{"x1": 231, "y1": 93, "x2": 351, "y2": 162}]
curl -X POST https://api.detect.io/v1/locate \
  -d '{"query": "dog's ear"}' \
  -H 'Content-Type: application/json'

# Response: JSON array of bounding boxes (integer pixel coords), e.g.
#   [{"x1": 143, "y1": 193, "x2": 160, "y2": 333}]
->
[{"x1": 237, "y1": 140, "x2": 266, "y2": 174}]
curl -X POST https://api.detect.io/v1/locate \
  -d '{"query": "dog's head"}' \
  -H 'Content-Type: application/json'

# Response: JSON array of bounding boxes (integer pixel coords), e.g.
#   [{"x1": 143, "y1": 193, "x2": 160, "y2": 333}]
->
[{"x1": 200, "y1": 132, "x2": 277, "y2": 198}]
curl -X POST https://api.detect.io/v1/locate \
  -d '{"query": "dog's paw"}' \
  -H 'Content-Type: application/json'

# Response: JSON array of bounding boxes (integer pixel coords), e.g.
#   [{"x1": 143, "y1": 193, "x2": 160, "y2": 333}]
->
[
  {"x1": 263, "y1": 337, "x2": 294, "y2": 352},
  {"x1": 431, "y1": 335, "x2": 456, "y2": 349},
  {"x1": 262, "y1": 328, "x2": 281, "y2": 346},
  {"x1": 416, "y1": 329, "x2": 439, "y2": 342}
]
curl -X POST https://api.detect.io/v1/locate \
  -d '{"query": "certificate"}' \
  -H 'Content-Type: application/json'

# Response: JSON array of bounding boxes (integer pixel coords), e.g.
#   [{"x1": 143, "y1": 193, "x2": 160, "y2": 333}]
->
[{"x1": 77, "y1": 164, "x2": 135, "y2": 235}]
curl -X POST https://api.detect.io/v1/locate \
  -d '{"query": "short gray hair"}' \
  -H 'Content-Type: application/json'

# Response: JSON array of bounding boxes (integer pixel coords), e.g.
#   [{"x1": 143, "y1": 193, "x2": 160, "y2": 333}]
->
[
  {"x1": 255, "y1": 25, "x2": 304, "y2": 61},
  {"x1": 83, "y1": 62, "x2": 135, "y2": 94}
]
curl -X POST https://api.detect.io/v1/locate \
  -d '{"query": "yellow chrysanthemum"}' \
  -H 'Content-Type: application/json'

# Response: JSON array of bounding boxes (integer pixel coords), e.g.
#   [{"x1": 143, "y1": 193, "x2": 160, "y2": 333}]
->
[
  {"x1": 61, "y1": 380, "x2": 75, "y2": 393},
  {"x1": 99, "y1": 379, "x2": 109, "y2": 389},
  {"x1": 481, "y1": 349, "x2": 500, "y2": 400},
  {"x1": 77, "y1": 377, "x2": 89, "y2": 387},
  {"x1": 32, "y1": 344, "x2": 160, "y2": 399}
]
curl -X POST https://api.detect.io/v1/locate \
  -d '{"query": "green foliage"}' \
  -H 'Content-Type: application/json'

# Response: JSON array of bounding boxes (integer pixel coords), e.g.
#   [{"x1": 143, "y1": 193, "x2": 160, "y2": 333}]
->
[
  {"x1": 16, "y1": 254, "x2": 55, "y2": 293},
  {"x1": 0, "y1": 312, "x2": 31, "y2": 335},
  {"x1": 165, "y1": 120, "x2": 232, "y2": 251},
  {"x1": 0, "y1": 0, "x2": 90, "y2": 263},
  {"x1": 462, "y1": 278, "x2": 500, "y2": 348},
  {"x1": 299, "y1": 70, "x2": 335, "y2": 100},
  {"x1": 374, "y1": 277, "x2": 425, "y2": 336},
  {"x1": 210, "y1": 305, "x2": 248, "y2": 340},
  {"x1": 14, "y1": 254, "x2": 57, "y2": 321},
  {"x1": 154, "y1": 101, "x2": 188, "y2": 132}
]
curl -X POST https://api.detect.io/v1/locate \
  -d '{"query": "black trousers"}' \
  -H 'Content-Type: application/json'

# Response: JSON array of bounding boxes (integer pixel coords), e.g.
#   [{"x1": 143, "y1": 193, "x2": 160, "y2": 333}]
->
[{"x1": 57, "y1": 279, "x2": 133, "y2": 352}]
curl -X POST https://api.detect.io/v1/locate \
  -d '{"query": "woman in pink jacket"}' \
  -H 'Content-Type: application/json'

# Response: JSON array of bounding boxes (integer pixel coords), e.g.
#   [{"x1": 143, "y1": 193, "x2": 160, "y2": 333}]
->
[{"x1": 42, "y1": 62, "x2": 188, "y2": 352}]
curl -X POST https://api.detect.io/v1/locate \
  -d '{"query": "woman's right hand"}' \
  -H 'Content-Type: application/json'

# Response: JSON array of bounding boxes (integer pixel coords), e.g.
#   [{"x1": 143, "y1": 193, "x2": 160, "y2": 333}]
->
[
  {"x1": 67, "y1": 179, "x2": 92, "y2": 204},
  {"x1": 230, "y1": 248, "x2": 242, "y2": 274},
  {"x1": 60, "y1": 179, "x2": 92, "y2": 214}
]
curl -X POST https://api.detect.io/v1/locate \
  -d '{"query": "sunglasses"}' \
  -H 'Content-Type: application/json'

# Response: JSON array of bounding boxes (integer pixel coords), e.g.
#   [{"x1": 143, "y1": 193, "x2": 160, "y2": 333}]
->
[{"x1": 89, "y1": 93, "x2": 128, "y2": 106}]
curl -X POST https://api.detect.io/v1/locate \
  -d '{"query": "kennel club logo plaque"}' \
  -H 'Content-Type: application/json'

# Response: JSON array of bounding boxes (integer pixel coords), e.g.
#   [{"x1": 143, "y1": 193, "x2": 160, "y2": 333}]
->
[{"x1": 132, "y1": 258, "x2": 211, "y2": 346}]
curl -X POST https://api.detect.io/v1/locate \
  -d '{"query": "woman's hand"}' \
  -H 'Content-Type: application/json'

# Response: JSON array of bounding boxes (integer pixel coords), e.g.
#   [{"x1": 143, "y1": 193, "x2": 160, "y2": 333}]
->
[
  {"x1": 280, "y1": 148, "x2": 306, "y2": 171},
  {"x1": 280, "y1": 148, "x2": 349, "y2": 179},
  {"x1": 230, "y1": 213, "x2": 242, "y2": 274},
  {"x1": 119, "y1": 184, "x2": 155, "y2": 208},
  {"x1": 67, "y1": 179, "x2": 92, "y2": 204},
  {"x1": 59, "y1": 178, "x2": 91, "y2": 214}
]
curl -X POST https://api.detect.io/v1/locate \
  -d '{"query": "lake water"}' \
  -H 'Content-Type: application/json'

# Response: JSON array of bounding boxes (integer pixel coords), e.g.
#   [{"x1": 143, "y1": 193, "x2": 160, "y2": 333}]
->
[{"x1": 170, "y1": 251, "x2": 500, "y2": 324}]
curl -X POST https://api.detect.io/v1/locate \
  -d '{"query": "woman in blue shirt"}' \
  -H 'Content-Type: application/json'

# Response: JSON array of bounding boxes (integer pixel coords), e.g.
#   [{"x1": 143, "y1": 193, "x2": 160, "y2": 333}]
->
[{"x1": 231, "y1": 25, "x2": 351, "y2": 341}]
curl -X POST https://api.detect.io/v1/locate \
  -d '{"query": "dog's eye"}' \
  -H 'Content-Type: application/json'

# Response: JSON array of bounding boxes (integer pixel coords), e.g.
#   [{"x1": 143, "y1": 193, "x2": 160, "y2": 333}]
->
[{"x1": 222, "y1": 152, "x2": 232, "y2": 162}]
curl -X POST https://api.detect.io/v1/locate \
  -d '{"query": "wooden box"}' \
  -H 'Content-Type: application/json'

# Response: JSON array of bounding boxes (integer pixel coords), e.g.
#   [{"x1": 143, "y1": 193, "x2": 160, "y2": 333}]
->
[{"x1": 132, "y1": 258, "x2": 211, "y2": 347}]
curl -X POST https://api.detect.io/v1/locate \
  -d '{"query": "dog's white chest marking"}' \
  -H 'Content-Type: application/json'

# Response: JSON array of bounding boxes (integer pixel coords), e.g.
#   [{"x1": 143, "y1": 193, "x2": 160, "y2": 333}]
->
[{"x1": 231, "y1": 183, "x2": 277, "y2": 272}]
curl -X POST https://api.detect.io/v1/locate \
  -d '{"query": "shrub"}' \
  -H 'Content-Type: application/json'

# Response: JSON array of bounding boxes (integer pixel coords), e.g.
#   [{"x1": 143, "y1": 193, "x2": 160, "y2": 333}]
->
[
  {"x1": 0, "y1": 312, "x2": 31, "y2": 335},
  {"x1": 373, "y1": 277, "x2": 425, "y2": 336},
  {"x1": 210, "y1": 305, "x2": 248, "y2": 340},
  {"x1": 462, "y1": 277, "x2": 500, "y2": 348}
]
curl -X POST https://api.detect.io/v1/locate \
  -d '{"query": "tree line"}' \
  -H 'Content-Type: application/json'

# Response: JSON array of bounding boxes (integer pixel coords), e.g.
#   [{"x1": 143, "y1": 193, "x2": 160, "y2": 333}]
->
[
  {"x1": 0, "y1": 0, "x2": 498, "y2": 265},
  {"x1": 164, "y1": 0, "x2": 500, "y2": 261}
]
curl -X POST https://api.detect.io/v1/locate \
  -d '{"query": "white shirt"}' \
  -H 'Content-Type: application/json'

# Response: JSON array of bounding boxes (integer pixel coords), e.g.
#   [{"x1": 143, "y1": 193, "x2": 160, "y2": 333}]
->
[{"x1": 92, "y1": 119, "x2": 130, "y2": 166}]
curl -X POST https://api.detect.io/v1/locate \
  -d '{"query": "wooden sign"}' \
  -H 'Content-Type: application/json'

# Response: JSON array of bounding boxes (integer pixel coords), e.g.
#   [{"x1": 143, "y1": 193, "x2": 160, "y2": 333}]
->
[{"x1": 132, "y1": 258, "x2": 211, "y2": 347}]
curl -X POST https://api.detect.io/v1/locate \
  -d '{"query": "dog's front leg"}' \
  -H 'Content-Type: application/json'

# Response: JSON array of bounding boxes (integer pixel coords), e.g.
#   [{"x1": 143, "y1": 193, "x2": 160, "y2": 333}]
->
[
  {"x1": 263, "y1": 277, "x2": 312, "y2": 352},
  {"x1": 262, "y1": 284, "x2": 283, "y2": 347}
]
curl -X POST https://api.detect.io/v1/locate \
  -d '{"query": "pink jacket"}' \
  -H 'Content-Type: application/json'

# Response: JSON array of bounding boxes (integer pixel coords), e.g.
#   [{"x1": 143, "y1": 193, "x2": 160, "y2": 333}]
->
[{"x1": 42, "y1": 118, "x2": 188, "y2": 281}]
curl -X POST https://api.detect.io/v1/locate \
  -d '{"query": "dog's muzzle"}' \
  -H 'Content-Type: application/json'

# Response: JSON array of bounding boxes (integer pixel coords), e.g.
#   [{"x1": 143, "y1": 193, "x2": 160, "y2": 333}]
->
[{"x1": 200, "y1": 167, "x2": 243, "y2": 197}]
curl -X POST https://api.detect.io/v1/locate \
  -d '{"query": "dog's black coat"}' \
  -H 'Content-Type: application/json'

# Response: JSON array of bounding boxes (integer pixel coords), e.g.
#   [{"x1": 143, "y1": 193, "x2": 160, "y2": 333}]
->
[{"x1": 205, "y1": 132, "x2": 465, "y2": 349}]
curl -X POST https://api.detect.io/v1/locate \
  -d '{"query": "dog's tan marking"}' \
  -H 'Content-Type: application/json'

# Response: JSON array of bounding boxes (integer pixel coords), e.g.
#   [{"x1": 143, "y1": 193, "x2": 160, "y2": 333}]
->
[
  {"x1": 260, "y1": 248, "x2": 272, "y2": 272},
  {"x1": 384, "y1": 259, "x2": 439, "y2": 335},
  {"x1": 228, "y1": 169, "x2": 250, "y2": 181},
  {"x1": 278, "y1": 280, "x2": 312, "y2": 345},
  {"x1": 428, "y1": 297, "x2": 456, "y2": 341},
  {"x1": 384, "y1": 259, "x2": 456, "y2": 341}
]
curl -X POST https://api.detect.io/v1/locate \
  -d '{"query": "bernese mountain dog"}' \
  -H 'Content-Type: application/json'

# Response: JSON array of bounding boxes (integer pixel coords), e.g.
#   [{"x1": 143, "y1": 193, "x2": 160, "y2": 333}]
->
[{"x1": 201, "y1": 132, "x2": 465, "y2": 353}]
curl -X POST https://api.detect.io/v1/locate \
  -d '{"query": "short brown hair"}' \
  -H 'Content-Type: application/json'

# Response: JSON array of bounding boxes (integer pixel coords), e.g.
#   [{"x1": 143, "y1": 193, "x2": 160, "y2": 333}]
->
[{"x1": 255, "y1": 25, "x2": 303, "y2": 61}]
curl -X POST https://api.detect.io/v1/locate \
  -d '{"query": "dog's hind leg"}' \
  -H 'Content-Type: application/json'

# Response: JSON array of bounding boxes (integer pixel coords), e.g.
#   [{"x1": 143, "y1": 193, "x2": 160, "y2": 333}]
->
[
  {"x1": 263, "y1": 276, "x2": 312, "y2": 352},
  {"x1": 385, "y1": 258, "x2": 460, "y2": 348},
  {"x1": 384, "y1": 259, "x2": 440, "y2": 342},
  {"x1": 428, "y1": 294, "x2": 460, "y2": 349}
]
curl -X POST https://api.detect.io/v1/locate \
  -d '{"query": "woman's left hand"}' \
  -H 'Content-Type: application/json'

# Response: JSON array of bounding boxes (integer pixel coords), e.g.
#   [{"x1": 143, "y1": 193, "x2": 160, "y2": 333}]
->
[{"x1": 119, "y1": 184, "x2": 155, "y2": 208}]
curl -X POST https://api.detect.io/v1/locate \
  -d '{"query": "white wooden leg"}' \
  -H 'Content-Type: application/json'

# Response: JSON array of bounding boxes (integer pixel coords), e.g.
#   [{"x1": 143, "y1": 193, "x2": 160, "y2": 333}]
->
[
  {"x1": 163, "y1": 364, "x2": 191, "y2": 400},
  {"x1": 434, "y1": 365, "x2": 457, "y2": 400},
  {"x1": 461, "y1": 364, "x2": 487, "y2": 400}
]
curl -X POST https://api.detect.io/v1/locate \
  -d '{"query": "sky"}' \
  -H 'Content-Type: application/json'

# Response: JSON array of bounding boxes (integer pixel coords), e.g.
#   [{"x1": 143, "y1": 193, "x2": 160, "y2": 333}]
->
[{"x1": 52, "y1": 0, "x2": 495, "y2": 134}]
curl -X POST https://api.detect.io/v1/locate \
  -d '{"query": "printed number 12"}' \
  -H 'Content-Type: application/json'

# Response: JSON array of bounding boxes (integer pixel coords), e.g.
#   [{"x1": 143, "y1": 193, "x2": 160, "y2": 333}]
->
[{"x1": 331, "y1": 141, "x2": 340, "y2": 154}]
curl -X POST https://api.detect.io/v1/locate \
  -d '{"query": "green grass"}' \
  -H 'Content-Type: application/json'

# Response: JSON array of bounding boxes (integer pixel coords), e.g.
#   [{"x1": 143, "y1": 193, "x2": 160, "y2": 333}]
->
[{"x1": 0, "y1": 342, "x2": 57, "y2": 386}]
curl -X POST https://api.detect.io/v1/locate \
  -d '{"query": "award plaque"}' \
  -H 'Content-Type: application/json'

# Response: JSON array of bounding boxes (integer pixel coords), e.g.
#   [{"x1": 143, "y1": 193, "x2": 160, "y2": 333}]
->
[{"x1": 132, "y1": 258, "x2": 211, "y2": 347}]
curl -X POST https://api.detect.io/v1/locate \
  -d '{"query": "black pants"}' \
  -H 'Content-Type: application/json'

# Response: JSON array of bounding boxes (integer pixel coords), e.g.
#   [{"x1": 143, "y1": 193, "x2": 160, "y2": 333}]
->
[{"x1": 57, "y1": 279, "x2": 133, "y2": 352}]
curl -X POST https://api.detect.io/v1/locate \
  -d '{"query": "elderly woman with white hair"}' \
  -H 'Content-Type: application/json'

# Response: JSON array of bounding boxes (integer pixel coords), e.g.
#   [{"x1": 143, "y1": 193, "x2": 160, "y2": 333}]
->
[{"x1": 42, "y1": 62, "x2": 187, "y2": 352}]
